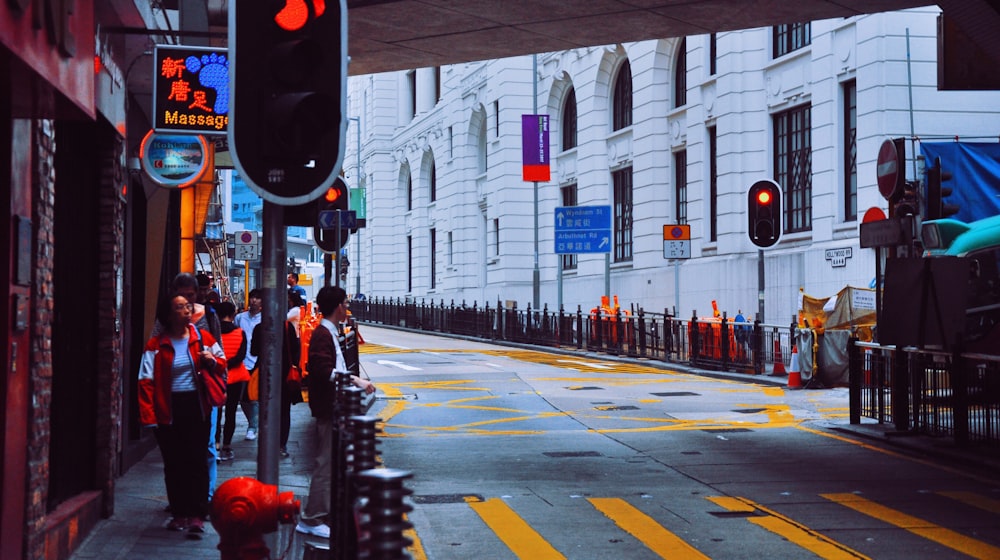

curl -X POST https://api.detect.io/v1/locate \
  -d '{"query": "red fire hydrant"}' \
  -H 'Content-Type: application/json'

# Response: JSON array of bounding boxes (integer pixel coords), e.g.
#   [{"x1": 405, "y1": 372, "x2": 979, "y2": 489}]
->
[{"x1": 211, "y1": 477, "x2": 301, "y2": 560}]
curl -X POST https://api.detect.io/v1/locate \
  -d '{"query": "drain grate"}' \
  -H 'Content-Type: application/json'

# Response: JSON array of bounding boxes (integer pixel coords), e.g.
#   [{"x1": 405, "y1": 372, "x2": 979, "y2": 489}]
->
[
  {"x1": 734, "y1": 408, "x2": 766, "y2": 414},
  {"x1": 544, "y1": 451, "x2": 602, "y2": 458},
  {"x1": 651, "y1": 392, "x2": 699, "y2": 397},
  {"x1": 568, "y1": 386, "x2": 605, "y2": 391},
  {"x1": 411, "y1": 494, "x2": 482, "y2": 504}
]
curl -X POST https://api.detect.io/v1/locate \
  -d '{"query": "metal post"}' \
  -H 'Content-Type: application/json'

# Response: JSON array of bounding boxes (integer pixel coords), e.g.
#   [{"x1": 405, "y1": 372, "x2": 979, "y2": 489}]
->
[
  {"x1": 350, "y1": 116, "x2": 362, "y2": 297},
  {"x1": 532, "y1": 54, "x2": 540, "y2": 309},
  {"x1": 259, "y1": 202, "x2": 285, "y2": 485},
  {"x1": 757, "y1": 249, "x2": 765, "y2": 322}
]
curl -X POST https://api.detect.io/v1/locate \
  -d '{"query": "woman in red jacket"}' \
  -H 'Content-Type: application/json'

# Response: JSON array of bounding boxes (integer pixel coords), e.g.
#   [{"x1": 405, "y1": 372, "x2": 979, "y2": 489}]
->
[{"x1": 138, "y1": 292, "x2": 226, "y2": 535}]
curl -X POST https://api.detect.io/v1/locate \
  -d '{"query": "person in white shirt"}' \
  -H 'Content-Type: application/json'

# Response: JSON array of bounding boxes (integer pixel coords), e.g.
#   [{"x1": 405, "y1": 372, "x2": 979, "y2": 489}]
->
[{"x1": 233, "y1": 289, "x2": 262, "y2": 440}]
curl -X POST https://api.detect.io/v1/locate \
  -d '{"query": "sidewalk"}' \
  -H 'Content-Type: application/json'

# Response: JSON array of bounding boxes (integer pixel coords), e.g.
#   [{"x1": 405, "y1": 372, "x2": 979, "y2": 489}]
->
[{"x1": 69, "y1": 402, "x2": 335, "y2": 560}]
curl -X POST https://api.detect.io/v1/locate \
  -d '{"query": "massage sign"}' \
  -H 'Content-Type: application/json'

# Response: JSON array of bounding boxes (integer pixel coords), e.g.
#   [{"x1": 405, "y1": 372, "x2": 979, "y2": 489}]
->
[{"x1": 153, "y1": 45, "x2": 230, "y2": 135}]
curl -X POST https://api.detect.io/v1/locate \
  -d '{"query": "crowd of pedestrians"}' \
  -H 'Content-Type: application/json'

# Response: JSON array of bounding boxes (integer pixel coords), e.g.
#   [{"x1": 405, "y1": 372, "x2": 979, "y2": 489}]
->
[{"x1": 136, "y1": 273, "x2": 375, "y2": 541}]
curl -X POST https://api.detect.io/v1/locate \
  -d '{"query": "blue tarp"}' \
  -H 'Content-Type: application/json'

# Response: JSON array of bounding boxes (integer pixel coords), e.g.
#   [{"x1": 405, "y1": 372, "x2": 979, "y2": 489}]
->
[{"x1": 920, "y1": 142, "x2": 1000, "y2": 223}]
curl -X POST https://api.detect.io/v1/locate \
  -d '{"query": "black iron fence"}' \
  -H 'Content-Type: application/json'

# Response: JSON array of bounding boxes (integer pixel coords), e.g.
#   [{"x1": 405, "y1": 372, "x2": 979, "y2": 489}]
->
[
  {"x1": 850, "y1": 341, "x2": 1000, "y2": 449},
  {"x1": 350, "y1": 297, "x2": 796, "y2": 375}
]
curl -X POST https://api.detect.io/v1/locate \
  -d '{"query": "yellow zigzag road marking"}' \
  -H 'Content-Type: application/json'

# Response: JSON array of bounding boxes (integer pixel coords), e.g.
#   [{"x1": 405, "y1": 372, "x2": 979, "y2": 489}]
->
[
  {"x1": 708, "y1": 496, "x2": 871, "y2": 560},
  {"x1": 822, "y1": 493, "x2": 1000, "y2": 560},
  {"x1": 938, "y1": 491, "x2": 1000, "y2": 514},
  {"x1": 469, "y1": 498, "x2": 566, "y2": 559},
  {"x1": 588, "y1": 497, "x2": 710, "y2": 559}
]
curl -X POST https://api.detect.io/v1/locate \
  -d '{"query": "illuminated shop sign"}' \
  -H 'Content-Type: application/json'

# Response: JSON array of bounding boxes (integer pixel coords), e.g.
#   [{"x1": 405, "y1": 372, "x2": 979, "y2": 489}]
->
[{"x1": 153, "y1": 45, "x2": 229, "y2": 134}]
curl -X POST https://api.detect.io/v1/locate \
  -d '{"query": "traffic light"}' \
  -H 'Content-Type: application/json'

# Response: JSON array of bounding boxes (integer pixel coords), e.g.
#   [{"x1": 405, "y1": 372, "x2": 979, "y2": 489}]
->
[
  {"x1": 926, "y1": 156, "x2": 958, "y2": 220},
  {"x1": 229, "y1": 0, "x2": 347, "y2": 206},
  {"x1": 747, "y1": 180, "x2": 782, "y2": 248},
  {"x1": 314, "y1": 177, "x2": 350, "y2": 253}
]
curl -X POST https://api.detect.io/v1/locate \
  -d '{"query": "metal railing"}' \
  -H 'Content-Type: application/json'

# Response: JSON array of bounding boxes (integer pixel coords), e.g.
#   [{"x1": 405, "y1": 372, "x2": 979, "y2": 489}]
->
[
  {"x1": 350, "y1": 297, "x2": 795, "y2": 375},
  {"x1": 850, "y1": 340, "x2": 1000, "y2": 449}
]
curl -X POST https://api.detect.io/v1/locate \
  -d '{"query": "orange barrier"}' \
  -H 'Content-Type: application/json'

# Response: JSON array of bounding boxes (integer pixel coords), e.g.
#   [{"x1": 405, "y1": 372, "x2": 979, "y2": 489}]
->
[
  {"x1": 772, "y1": 340, "x2": 786, "y2": 375},
  {"x1": 787, "y1": 346, "x2": 802, "y2": 389}
]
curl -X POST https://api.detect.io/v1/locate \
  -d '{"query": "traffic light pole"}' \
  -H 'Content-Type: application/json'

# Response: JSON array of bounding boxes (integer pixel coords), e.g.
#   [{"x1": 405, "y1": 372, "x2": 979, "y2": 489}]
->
[
  {"x1": 757, "y1": 249, "x2": 765, "y2": 323},
  {"x1": 259, "y1": 202, "x2": 284, "y2": 487}
]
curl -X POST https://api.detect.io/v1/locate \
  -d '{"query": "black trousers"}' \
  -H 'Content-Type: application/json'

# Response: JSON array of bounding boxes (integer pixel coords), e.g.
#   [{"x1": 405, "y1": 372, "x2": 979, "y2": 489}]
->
[{"x1": 155, "y1": 391, "x2": 211, "y2": 518}]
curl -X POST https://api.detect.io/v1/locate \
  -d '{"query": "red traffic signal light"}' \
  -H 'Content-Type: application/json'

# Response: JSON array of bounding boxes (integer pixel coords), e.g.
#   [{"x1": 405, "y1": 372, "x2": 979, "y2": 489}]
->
[
  {"x1": 748, "y1": 180, "x2": 782, "y2": 248},
  {"x1": 314, "y1": 177, "x2": 350, "y2": 253},
  {"x1": 229, "y1": 0, "x2": 347, "y2": 206},
  {"x1": 324, "y1": 185, "x2": 343, "y2": 203}
]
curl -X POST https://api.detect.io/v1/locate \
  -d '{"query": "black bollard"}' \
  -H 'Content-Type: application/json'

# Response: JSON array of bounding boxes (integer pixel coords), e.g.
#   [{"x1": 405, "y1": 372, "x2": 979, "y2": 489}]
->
[{"x1": 356, "y1": 468, "x2": 414, "y2": 560}]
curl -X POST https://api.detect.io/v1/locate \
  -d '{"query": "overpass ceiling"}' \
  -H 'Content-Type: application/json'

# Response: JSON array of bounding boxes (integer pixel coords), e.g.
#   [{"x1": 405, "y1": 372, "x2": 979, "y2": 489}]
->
[{"x1": 345, "y1": 0, "x2": 929, "y2": 75}]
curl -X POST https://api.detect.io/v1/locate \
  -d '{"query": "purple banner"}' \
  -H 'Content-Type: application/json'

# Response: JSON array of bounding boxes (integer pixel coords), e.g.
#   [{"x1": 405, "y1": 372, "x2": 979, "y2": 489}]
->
[{"x1": 521, "y1": 114, "x2": 550, "y2": 182}]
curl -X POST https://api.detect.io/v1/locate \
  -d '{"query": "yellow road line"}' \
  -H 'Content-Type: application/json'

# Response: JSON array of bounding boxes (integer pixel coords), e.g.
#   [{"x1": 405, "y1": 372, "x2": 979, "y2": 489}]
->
[
  {"x1": 707, "y1": 496, "x2": 870, "y2": 560},
  {"x1": 588, "y1": 497, "x2": 709, "y2": 559},
  {"x1": 821, "y1": 493, "x2": 1000, "y2": 560},
  {"x1": 403, "y1": 513, "x2": 427, "y2": 560},
  {"x1": 468, "y1": 498, "x2": 566, "y2": 559},
  {"x1": 938, "y1": 491, "x2": 1000, "y2": 514}
]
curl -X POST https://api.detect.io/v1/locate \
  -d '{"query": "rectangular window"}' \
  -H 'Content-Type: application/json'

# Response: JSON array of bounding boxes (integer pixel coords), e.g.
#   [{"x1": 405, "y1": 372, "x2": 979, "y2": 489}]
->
[
  {"x1": 430, "y1": 228, "x2": 436, "y2": 290},
  {"x1": 709, "y1": 33, "x2": 717, "y2": 76},
  {"x1": 774, "y1": 22, "x2": 811, "y2": 58},
  {"x1": 494, "y1": 100, "x2": 500, "y2": 137},
  {"x1": 774, "y1": 104, "x2": 812, "y2": 233},
  {"x1": 406, "y1": 70, "x2": 416, "y2": 119},
  {"x1": 709, "y1": 126, "x2": 718, "y2": 242},
  {"x1": 407, "y1": 235, "x2": 413, "y2": 292},
  {"x1": 674, "y1": 150, "x2": 687, "y2": 224},
  {"x1": 843, "y1": 80, "x2": 857, "y2": 221},
  {"x1": 447, "y1": 231, "x2": 453, "y2": 265},
  {"x1": 493, "y1": 218, "x2": 500, "y2": 256},
  {"x1": 434, "y1": 66, "x2": 441, "y2": 102},
  {"x1": 561, "y1": 183, "x2": 578, "y2": 271},
  {"x1": 613, "y1": 167, "x2": 633, "y2": 263}
]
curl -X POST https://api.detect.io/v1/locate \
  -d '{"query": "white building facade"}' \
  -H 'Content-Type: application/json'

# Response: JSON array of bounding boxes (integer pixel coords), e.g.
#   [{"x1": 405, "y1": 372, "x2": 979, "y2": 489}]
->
[{"x1": 345, "y1": 6, "x2": 1000, "y2": 325}]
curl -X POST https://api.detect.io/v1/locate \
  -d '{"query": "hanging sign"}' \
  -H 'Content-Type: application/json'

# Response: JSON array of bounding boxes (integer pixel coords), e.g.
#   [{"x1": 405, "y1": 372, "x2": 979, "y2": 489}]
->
[
  {"x1": 139, "y1": 130, "x2": 210, "y2": 188},
  {"x1": 521, "y1": 114, "x2": 550, "y2": 182}
]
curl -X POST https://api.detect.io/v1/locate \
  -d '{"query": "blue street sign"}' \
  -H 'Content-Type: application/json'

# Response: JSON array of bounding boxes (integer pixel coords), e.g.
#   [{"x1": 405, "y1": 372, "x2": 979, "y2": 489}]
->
[
  {"x1": 319, "y1": 209, "x2": 356, "y2": 230},
  {"x1": 554, "y1": 205, "x2": 612, "y2": 254}
]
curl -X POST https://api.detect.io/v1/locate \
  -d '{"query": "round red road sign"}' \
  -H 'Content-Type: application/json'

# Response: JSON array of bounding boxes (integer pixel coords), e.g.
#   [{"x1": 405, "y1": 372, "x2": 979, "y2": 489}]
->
[
  {"x1": 862, "y1": 206, "x2": 887, "y2": 223},
  {"x1": 876, "y1": 139, "x2": 900, "y2": 200}
]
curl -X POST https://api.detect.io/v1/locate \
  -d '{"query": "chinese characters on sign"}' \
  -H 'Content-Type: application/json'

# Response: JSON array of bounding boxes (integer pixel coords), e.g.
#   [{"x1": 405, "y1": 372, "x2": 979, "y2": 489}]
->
[
  {"x1": 554, "y1": 206, "x2": 612, "y2": 254},
  {"x1": 663, "y1": 224, "x2": 691, "y2": 259},
  {"x1": 153, "y1": 45, "x2": 230, "y2": 134}
]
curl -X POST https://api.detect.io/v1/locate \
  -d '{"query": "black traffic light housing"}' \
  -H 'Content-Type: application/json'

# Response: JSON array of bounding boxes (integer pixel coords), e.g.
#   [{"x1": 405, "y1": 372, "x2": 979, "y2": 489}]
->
[
  {"x1": 747, "y1": 180, "x2": 782, "y2": 248},
  {"x1": 926, "y1": 156, "x2": 958, "y2": 220},
  {"x1": 314, "y1": 177, "x2": 351, "y2": 253},
  {"x1": 229, "y1": 0, "x2": 347, "y2": 206}
]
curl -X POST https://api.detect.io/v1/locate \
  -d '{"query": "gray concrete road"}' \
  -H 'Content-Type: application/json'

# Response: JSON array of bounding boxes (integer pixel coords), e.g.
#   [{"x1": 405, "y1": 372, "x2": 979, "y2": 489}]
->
[{"x1": 360, "y1": 326, "x2": 1000, "y2": 560}]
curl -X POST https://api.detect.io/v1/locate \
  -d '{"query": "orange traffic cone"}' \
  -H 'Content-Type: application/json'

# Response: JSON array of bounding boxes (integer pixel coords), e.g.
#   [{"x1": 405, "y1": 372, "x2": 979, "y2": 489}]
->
[
  {"x1": 787, "y1": 345, "x2": 802, "y2": 389},
  {"x1": 771, "y1": 340, "x2": 786, "y2": 375}
]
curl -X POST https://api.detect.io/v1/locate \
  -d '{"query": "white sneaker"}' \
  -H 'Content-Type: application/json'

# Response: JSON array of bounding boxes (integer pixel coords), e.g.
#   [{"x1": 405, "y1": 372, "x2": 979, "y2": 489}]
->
[
  {"x1": 295, "y1": 522, "x2": 330, "y2": 539},
  {"x1": 245, "y1": 429, "x2": 257, "y2": 441}
]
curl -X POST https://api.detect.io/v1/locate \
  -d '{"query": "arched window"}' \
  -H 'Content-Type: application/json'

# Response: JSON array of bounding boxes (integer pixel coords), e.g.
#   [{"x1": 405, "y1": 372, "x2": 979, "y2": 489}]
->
[
  {"x1": 612, "y1": 60, "x2": 632, "y2": 131},
  {"x1": 674, "y1": 38, "x2": 687, "y2": 108},
  {"x1": 476, "y1": 112, "x2": 487, "y2": 174},
  {"x1": 562, "y1": 87, "x2": 577, "y2": 151}
]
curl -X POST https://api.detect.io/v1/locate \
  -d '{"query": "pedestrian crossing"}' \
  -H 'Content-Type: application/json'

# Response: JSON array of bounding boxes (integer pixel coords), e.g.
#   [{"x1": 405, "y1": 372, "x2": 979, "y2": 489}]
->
[{"x1": 406, "y1": 489, "x2": 1000, "y2": 559}]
